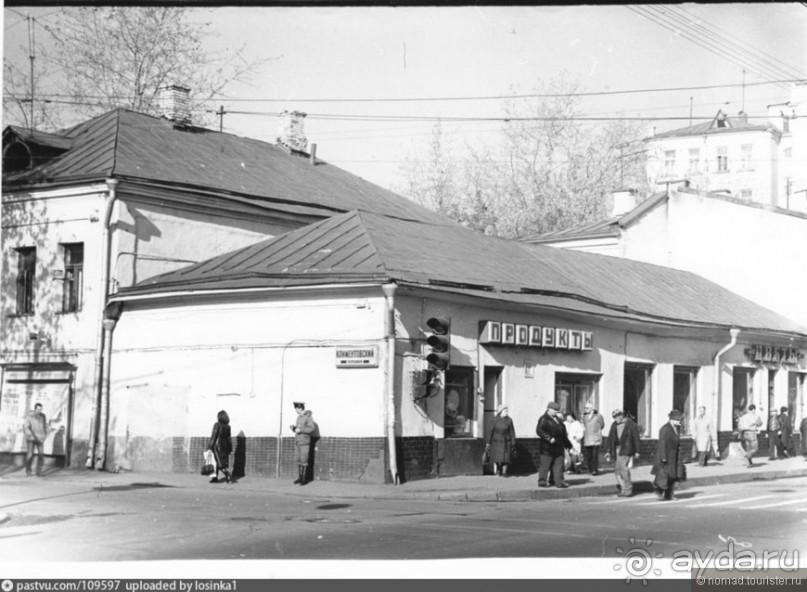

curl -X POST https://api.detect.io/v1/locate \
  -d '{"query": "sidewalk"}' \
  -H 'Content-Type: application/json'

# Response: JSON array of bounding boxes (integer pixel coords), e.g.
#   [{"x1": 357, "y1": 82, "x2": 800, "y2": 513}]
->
[{"x1": 3, "y1": 455, "x2": 806, "y2": 503}]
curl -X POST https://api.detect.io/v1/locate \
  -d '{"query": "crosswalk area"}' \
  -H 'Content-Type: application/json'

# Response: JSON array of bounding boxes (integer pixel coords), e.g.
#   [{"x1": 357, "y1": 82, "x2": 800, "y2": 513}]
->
[{"x1": 576, "y1": 489, "x2": 807, "y2": 512}]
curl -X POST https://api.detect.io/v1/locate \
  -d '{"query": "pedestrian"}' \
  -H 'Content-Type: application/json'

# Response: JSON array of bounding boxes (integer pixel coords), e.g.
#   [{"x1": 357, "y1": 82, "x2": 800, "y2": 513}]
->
[
  {"x1": 207, "y1": 410, "x2": 232, "y2": 483},
  {"x1": 564, "y1": 412, "x2": 584, "y2": 474},
  {"x1": 691, "y1": 405, "x2": 718, "y2": 466},
  {"x1": 777, "y1": 406, "x2": 793, "y2": 458},
  {"x1": 24, "y1": 403, "x2": 48, "y2": 477},
  {"x1": 290, "y1": 401, "x2": 317, "y2": 485},
  {"x1": 487, "y1": 405, "x2": 516, "y2": 477},
  {"x1": 737, "y1": 404, "x2": 762, "y2": 467},
  {"x1": 581, "y1": 402, "x2": 605, "y2": 475},
  {"x1": 652, "y1": 409, "x2": 686, "y2": 501},
  {"x1": 605, "y1": 409, "x2": 641, "y2": 497},
  {"x1": 535, "y1": 401, "x2": 572, "y2": 488},
  {"x1": 767, "y1": 409, "x2": 781, "y2": 460},
  {"x1": 801, "y1": 415, "x2": 807, "y2": 460}
]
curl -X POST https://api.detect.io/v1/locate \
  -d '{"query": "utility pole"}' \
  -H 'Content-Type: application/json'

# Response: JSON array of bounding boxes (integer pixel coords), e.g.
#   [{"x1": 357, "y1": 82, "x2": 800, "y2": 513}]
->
[
  {"x1": 218, "y1": 105, "x2": 225, "y2": 132},
  {"x1": 28, "y1": 12, "x2": 36, "y2": 129},
  {"x1": 742, "y1": 69, "x2": 746, "y2": 113}
]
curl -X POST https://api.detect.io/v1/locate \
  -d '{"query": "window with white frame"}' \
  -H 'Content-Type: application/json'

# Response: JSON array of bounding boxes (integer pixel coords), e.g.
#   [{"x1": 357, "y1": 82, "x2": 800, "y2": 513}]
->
[
  {"x1": 688, "y1": 148, "x2": 700, "y2": 172},
  {"x1": 673, "y1": 366, "x2": 698, "y2": 436},
  {"x1": 61, "y1": 243, "x2": 84, "y2": 313},
  {"x1": 664, "y1": 150, "x2": 676, "y2": 176},
  {"x1": 15, "y1": 247, "x2": 36, "y2": 316},
  {"x1": 716, "y1": 146, "x2": 728, "y2": 173},
  {"x1": 624, "y1": 363, "x2": 653, "y2": 437},
  {"x1": 740, "y1": 144, "x2": 753, "y2": 170}
]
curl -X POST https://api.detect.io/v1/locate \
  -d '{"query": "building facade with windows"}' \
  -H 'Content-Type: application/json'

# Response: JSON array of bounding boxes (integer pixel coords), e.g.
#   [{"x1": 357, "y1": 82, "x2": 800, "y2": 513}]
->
[
  {"x1": 645, "y1": 84, "x2": 807, "y2": 213},
  {"x1": 0, "y1": 94, "x2": 440, "y2": 471},
  {"x1": 104, "y1": 211, "x2": 807, "y2": 481}
]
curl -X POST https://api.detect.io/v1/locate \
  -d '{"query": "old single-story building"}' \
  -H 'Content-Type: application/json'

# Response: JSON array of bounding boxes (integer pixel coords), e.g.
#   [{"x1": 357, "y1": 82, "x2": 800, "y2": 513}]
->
[{"x1": 104, "y1": 209, "x2": 807, "y2": 482}]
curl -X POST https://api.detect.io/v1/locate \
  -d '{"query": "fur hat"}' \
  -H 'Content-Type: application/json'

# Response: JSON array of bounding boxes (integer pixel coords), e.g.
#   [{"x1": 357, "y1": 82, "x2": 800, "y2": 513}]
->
[{"x1": 293, "y1": 401, "x2": 305, "y2": 410}]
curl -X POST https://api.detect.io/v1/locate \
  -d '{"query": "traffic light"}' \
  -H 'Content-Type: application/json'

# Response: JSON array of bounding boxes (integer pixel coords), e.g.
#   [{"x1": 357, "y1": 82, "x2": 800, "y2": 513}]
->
[{"x1": 425, "y1": 316, "x2": 451, "y2": 370}]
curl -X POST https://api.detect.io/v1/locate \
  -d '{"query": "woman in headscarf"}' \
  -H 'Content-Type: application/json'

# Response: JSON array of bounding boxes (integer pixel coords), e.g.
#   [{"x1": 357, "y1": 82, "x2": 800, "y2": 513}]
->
[
  {"x1": 487, "y1": 405, "x2": 517, "y2": 477},
  {"x1": 208, "y1": 410, "x2": 232, "y2": 483}
]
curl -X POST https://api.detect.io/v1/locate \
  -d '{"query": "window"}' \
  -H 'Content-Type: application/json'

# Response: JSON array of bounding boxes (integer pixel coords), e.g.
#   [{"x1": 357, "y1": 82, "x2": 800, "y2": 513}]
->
[
  {"x1": 624, "y1": 363, "x2": 653, "y2": 436},
  {"x1": 688, "y1": 148, "x2": 701, "y2": 172},
  {"x1": 732, "y1": 368, "x2": 755, "y2": 430},
  {"x1": 664, "y1": 150, "x2": 676, "y2": 176},
  {"x1": 15, "y1": 247, "x2": 36, "y2": 316},
  {"x1": 739, "y1": 189, "x2": 753, "y2": 199},
  {"x1": 673, "y1": 367, "x2": 698, "y2": 435},
  {"x1": 716, "y1": 146, "x2": 728, "y2": 173},
  {"x1": 740, "y1": 144, "x2": 753, "y2": 170},
  {"x1": 61, "y1": 243, "x2": 84, "y2": 312},
  {"x1": 555, "y1": 373, "x2": 600, "y2": 421},
  {"x1": 444, "y1": 366, "x2": 475, "y2": 438}
]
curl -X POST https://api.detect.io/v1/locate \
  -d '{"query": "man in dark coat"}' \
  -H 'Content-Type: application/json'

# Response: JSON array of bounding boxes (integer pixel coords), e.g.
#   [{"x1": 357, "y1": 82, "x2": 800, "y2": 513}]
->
[
  {"x1": 208, "y1": 410, "x2": 232, "y2": 483},
  {"x1": 605, "y1": 409, "x2": 641, "y2": 497},
  {"x1": 777, "y1": 406, "x2": 793, "y2": 458},
  {"x1": 652, "y1": 409, "x2": 686, "y2": 500},
  {"x1": 535, "y1": 401, "x2": 572, "y2": 488}
]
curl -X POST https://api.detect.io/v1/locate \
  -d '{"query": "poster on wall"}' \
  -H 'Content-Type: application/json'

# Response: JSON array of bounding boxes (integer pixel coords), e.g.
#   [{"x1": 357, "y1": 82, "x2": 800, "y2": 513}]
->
[{"x1": 0, "y1": 367, "x2": 72, "y2": 455}]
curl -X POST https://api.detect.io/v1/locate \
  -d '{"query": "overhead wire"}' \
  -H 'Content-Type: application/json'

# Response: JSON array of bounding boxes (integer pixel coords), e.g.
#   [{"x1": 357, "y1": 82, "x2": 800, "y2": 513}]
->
[
  {"x1": 654, "y1": 5, "x2": 804, "y2": 82},
  {"x1": 628, "y1": 6, "x2": 797, "y2": 91}
]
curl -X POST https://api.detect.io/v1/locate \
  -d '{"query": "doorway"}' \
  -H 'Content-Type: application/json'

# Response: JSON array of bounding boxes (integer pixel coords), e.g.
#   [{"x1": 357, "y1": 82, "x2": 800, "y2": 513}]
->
[
  {"x1": 482, "y1": 366, "x2": 503, "y2": 443},
  {"x1": 624, "y1": 363, "x2": 653, "y2": 436}
]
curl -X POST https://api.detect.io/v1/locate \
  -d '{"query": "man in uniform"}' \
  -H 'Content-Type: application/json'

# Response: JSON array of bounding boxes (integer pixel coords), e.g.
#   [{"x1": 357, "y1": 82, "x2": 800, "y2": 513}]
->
[{"x1": 290, "y1": 402, "x2": 316, "y2": 485}]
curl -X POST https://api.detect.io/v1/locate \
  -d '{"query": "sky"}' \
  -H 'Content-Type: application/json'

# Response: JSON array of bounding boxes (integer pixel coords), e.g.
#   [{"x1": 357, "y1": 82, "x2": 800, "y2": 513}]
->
[{"x1": 3, "y1": 4, "x2": 807, "y2": 192}]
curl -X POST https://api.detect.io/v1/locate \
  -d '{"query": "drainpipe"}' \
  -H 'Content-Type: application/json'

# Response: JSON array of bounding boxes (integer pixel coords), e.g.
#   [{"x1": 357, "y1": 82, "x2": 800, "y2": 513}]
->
[
  {"x1": 86, "y1": 178, "x2": 119, "y2": 469},
  {"x1": 95, "y1": 314, "x2": 119, "y2": 470},
  {"x1": 713, "y1": 328, "x2": 740, "y2": 432},
  {"x1": 382, "y1": 283, "x2": 400, "y2": 485}
]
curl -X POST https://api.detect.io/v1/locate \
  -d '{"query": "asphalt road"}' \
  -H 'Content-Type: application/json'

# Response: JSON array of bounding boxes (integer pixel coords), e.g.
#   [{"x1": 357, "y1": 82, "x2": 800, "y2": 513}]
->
[{"x1": 1, "y1": 475, "x2": 805, "y2": 562}]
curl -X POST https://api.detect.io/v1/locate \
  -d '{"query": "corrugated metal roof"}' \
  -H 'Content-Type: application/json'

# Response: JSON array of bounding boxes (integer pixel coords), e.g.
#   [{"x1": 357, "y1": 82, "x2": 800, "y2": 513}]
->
[
  {"x1": 521, "y1": 217, "x2": 622, "y2": 243},
  {"x1": 118, "y1": 210, "x2": 807, "y2": 336},
  {"x1": 3, "y1": 109, "x2": 438, "y2": 223},
  {"x1": 650, "y1": 110, "x2": 775, "y2": 140}
]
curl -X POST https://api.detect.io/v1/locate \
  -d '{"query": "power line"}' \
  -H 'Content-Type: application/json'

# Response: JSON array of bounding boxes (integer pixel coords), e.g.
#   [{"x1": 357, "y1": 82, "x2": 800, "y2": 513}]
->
[
  {"x1": 671, "y1": 4, "x2": 805, "y2": 79},
  {"x1": 628, "y1": 6, "x2": 796, "y2": 91},
  {"x1": 12, "y1": 79, "x2": 803, "y2": 106},
  {"x1": 654, "y1": 5, "x2": 803, "y2": 82}
]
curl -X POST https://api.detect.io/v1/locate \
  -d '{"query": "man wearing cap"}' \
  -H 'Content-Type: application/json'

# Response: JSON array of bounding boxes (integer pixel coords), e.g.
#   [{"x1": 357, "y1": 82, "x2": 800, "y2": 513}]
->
[
  {"x1": 290, "y1": 402, "x2": 317, "y2": 485},
  {"x1": 605, "y1": 409, "x2": 641, "y2": 497},
  {"x1": 535, "y1": 401, "x2": 573, "y2": 488},
  {"x1": 652, "y1": 410, "x2": 686, "y2": 500}
]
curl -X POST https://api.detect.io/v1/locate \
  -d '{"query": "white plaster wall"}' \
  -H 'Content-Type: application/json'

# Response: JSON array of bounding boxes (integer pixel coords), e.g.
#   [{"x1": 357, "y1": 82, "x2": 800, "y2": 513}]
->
[{"x1": 108, "y1": 293, "x2": 389, "y2": 460}]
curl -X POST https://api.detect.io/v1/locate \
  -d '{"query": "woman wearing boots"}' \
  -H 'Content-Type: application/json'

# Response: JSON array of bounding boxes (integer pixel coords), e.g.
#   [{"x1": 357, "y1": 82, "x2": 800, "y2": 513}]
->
[
  {"x1": 291, "y1": 402, "x2": 317, "y2": 485},
  {"x1": 208, "y1": 410, "x2": 232, "y2": 483},
  {"x1": 487, "y1": 405, "x2": 516, "y2": 477}
]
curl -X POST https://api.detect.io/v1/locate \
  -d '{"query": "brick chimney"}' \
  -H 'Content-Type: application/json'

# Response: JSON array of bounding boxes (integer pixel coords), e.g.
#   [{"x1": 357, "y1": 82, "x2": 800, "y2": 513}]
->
[
  {"x1": 158, "y1": 85, "x2": 191, "y2": 126},
  {"x1": 277, "y1": 110, "x2": 308, "y2": 153}
]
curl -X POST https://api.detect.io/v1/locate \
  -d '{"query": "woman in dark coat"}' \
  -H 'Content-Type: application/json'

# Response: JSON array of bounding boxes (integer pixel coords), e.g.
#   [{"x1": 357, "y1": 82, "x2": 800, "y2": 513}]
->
[
  {"x1": 487, "y1": 405, "x2": 516, "y2": 477},
  {"x1": 652, "y1": 409, "x2": 686, "y2": 500},
  {"x1": 208, "y1": 410, "x2": 232, "y2": 483}
]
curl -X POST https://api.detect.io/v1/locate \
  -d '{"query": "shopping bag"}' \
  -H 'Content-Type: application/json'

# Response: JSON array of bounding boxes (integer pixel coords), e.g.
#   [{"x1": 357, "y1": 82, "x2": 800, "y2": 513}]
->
[{"x1": 201, "y1": 450, "x2": 216, "y2": 476}]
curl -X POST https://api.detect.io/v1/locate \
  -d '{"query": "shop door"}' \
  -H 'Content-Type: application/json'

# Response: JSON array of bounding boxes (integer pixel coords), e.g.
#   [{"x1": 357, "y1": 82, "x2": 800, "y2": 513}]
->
[
  {"x1": 482, "y1": 366, "x2": 503, "y2": 443},
  {"x1": 623, "y1": 364, "x2": 653, "y2": 436},
  {"x1": 732, "y1": 368, "x2": 755, "y2": 429},
  {"x1": 0, "y1": 364, "x2": 74, "y2": 462}
]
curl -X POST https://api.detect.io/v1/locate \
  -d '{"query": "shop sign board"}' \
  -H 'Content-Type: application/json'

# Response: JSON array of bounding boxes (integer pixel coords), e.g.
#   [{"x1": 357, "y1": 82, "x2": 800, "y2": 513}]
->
[
  {"x1": 335, "y1": 346, "x2": 379, "y2": 368},
  {"x1": 745, "y1": 345, "x2": 803, "y2": 365},
  {"x1": 479, "y1": 321, "x2": 593, "y2": 351}
]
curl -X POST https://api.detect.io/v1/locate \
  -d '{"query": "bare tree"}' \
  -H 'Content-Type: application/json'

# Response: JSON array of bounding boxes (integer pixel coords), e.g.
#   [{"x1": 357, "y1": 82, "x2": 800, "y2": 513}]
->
[
  {"x1": 399, "y1": 75, "x2": 650, "y2": 238},
  {"x1": 3, "y1": 7, "x2": 270, "y2": 130}
]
